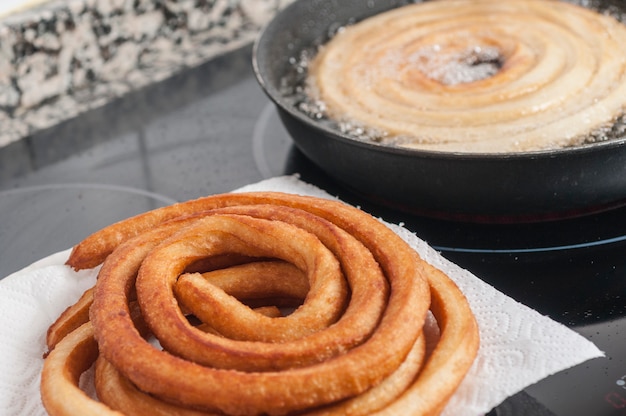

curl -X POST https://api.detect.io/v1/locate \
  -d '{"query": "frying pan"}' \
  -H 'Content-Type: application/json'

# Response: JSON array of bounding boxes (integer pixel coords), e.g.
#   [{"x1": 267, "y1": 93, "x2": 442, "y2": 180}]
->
[{"x1": 252, "y1": 0, "x2": 626, "y2": 222}]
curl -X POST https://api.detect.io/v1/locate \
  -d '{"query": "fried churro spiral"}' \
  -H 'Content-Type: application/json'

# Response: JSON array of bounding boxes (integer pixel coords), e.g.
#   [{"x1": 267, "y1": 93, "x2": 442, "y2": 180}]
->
[
  {"x1": 308, "y1": 0, "x2": 626, "y2": 153},
  {"x1": 41, "y1": 192, "x2": 479, "y2": 415}
]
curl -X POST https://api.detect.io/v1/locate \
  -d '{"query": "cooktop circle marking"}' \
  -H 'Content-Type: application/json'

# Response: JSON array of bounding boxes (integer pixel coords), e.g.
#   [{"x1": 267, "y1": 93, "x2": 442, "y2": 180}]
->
[
  {"x1": 432, "y1": 234, "x2": 626, "y2": 254},
  {"x1": 0, "y1": 183, "x2": 178, "y2": 205}
]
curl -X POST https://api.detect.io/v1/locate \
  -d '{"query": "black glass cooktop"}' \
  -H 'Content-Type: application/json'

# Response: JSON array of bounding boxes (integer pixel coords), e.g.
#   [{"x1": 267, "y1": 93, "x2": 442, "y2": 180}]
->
[{"x1": 1, "y1": 45, "x2": 625, "y2": 416}]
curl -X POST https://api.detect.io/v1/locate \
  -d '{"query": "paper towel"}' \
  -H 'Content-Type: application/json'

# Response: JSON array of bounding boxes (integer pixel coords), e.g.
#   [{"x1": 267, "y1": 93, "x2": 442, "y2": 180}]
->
[{"x1": 0, "y1": 175, "x2": 604, "y2": 415}]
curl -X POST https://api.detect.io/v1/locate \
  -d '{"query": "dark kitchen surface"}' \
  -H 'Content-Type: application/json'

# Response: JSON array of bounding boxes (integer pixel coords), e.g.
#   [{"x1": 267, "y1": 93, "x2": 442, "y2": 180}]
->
[{"x1": 1, "y1": 45, "x2": 625, "y2": 415}]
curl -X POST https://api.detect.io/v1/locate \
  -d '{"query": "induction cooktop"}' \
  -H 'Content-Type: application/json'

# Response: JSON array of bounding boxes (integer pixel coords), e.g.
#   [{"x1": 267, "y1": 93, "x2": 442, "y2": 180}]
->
[{"x1": 0, "y1": 45, "x2": 624, "y2": 416}]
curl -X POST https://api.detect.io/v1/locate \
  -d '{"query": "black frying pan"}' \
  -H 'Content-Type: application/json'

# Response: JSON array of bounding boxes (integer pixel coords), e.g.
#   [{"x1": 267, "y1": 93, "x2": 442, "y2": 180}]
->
[{"x1": 252, "y1": 0, "x2": 626, "y2": 222}]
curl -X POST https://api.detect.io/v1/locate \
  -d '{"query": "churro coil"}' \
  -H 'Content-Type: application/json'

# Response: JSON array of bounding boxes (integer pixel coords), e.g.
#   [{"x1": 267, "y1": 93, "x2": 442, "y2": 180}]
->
[{"x1": 308, "y1": 0, "x2": 626, "y2": 153}]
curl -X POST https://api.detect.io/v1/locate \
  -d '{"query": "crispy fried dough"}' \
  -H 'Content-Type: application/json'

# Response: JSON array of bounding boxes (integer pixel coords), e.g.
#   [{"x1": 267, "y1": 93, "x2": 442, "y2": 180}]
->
[
  {"x1": 41, "y1": 191, "x2": 478, "y2": 415},
  {"x1": 46, "y1": 287, "x2": 94, "y2": 352},
  {"x1": 41, "y1": 322, "x2": 121, "y2": 415}
]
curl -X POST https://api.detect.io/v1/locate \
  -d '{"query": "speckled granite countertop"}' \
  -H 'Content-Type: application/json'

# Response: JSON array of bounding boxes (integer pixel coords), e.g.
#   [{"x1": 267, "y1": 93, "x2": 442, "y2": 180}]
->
[{"x1": 0, "y1": 0, "x2": 289, "y2": 147}]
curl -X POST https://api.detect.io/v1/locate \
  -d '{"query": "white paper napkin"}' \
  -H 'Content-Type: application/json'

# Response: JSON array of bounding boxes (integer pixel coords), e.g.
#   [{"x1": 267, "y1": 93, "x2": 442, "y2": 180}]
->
[{"x1": 0, "y1": 175, "x2": 604, "y2": 415}]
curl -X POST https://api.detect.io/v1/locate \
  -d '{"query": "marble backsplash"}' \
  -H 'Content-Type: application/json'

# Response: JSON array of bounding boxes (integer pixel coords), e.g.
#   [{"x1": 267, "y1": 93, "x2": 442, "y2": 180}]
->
[{"x1": 0, "y1": 0, "x2": 289, "y2": 147}]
